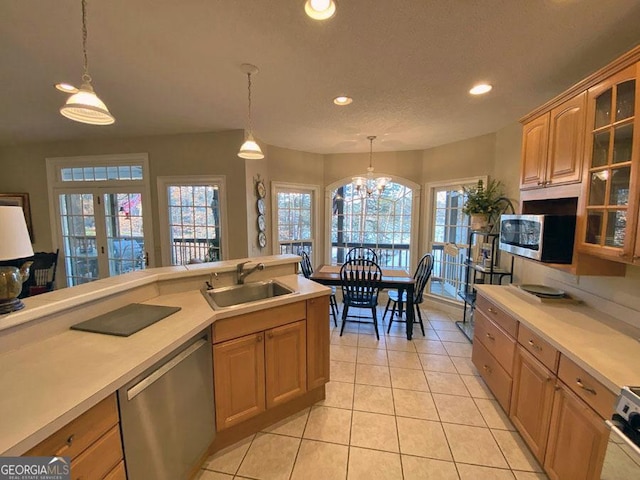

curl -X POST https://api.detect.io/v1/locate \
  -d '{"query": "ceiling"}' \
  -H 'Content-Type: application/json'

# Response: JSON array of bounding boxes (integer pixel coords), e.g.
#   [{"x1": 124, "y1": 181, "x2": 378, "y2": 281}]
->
[{"x1": 1, "y1": 0, "x2": 640, "y2": 154}]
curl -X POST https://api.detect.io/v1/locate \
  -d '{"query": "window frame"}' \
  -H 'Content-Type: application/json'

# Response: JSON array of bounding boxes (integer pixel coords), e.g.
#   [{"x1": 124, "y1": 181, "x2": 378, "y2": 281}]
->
[{"x1": 157, "y1": 175, "x2": 229, "y2": 266}]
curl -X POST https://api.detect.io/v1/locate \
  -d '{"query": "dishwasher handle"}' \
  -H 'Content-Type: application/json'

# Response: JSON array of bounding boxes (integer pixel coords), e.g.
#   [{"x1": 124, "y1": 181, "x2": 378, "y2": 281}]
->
[{"x1": 127, "y1": 338, "x2": 208, "y2": 401}]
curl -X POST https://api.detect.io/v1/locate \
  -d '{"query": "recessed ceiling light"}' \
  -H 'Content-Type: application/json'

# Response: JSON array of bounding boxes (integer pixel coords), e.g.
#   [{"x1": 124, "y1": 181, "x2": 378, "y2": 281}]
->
[
  {"x1": 469, "y1": 84, "x2": 493, "y2": 95},
  {"x1": 55, "y1": 83, "x2": 79, "y2": 94},
  {"x1": 333, "y1": 96, "x2": 352, "y2": 106},
  {"x1": 305, "y1": 0, "x2": 336, "y2": 20}
]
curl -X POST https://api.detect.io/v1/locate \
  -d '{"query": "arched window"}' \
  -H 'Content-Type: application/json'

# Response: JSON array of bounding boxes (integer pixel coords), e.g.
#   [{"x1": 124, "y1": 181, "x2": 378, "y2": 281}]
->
[{"x1": 330, "y1": 180, "x2": 415, "y2": 269}]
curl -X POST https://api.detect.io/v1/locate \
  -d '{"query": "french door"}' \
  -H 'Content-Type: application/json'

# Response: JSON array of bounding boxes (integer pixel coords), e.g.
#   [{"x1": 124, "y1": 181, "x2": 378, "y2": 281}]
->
[{"x1": 56, "y1": 188, "x2": 150, "y2": 286}]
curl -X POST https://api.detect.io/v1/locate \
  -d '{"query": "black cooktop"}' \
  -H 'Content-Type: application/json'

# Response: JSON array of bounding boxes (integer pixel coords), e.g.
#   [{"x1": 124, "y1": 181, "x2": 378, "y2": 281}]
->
[{"x1": 70, "y1": 303, "x2": 181, "y2": 337}]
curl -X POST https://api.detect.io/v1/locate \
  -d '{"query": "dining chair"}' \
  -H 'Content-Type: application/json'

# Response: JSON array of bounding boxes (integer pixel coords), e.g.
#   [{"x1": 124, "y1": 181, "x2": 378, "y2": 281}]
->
[
  {"x1": 339, "y1": 258, "x2": 383, "y2": 340},
  {"x1": 26, "y1": 249, "x2": 60, "y2": 296},
  {"x1": 345, "y1": 247, "x2": 378, "y2": 263},
  {"x1": 299, "y1": 251, "x2": 339, "y2": 327},
  {"x1": 382, "y1": 253, "x2": 434, "y2": 336}
]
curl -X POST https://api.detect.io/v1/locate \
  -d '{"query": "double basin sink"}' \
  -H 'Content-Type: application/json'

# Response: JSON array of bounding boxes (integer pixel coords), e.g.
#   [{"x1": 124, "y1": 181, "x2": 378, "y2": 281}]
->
[{"x1": 202, "y1": 280, "x2": 297, "y2": 310}]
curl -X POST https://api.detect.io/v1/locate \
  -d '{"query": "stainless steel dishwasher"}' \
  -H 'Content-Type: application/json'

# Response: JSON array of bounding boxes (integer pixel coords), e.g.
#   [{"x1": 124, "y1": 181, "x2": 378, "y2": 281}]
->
[{"x1": 118, "y1": 331, "x2": 215, "y2": 480}]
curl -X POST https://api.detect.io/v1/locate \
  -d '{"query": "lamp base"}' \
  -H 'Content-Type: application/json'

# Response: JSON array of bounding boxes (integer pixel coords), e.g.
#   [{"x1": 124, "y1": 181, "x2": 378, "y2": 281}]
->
[{"x1": 0, "y1": 297, "x2": 25, "y2": 315}]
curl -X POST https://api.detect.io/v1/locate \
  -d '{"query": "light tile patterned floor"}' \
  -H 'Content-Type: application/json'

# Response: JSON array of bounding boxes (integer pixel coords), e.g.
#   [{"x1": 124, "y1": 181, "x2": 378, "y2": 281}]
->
[{"x1": 198, "y1": 306, "x2": 549, "y2": 480}]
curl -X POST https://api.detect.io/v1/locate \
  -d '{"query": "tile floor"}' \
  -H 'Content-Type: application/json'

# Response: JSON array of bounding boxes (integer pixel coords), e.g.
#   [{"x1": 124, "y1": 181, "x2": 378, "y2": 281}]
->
[{"x1": 197, "y1": 306, "x2": 549, "y2": 480}]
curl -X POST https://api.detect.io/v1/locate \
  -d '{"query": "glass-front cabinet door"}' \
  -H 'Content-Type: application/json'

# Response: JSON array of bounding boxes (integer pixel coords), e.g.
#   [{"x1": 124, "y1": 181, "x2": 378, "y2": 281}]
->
[{"x1": 580, "y1": 64, "x2": 640, "y2": 262}]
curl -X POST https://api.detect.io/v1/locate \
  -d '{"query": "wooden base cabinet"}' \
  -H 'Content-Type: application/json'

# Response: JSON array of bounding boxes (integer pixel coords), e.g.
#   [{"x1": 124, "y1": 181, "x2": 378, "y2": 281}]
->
[
  {"x1": 265, "y1": 320, "x2": 307, "y2": 408},
  {"x1": 510, "y1": 347, "x2": 555, "y2": 463},
  {"x1": 544, "y1": 381, "x2": 609, "y2": 480}
]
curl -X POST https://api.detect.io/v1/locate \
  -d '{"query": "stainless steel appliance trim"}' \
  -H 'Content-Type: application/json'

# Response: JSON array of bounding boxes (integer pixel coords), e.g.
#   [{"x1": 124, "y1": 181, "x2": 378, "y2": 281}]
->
[
  {"x1": 606, "y1": 420, "x2": 640, "y2": 456},
  {"x1": 499, "y1": 214, "x2": 544, "y2": 261},
  {"x1": 127, "y1": 338, "x2": 207, "y2": 400}
]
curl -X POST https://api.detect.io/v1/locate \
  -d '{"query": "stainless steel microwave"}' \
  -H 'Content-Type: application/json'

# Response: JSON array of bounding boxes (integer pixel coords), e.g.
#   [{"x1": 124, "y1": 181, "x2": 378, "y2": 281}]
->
[{"x1": 499, "y1": 214, "x2": 576, "y2": 264}]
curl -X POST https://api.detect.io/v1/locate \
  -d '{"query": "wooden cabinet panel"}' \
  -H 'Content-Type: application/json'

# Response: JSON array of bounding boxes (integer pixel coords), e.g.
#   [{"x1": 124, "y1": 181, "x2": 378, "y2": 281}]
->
[
  {"x1": 475, "y1": 294, "x2": 518, "y2": 338},
  {"x1": 518, "y1": 324, "x2": 559, "y2": 373},
  {"x1": 474, "y1": 309, "x2": 516, "y2": 375},
  {"x1": 214, "y1": 332, "x2": 266, "y2": 430},
  {"x1": 265, "y1": 320, "x2": 307, "y2": 408},
  {"x1": 557, "y1": 355, "x2": 616, "y2": 419},
  {"x1": 521, "y1": 113, "x2": 550, "y2": 189},
  {"x1": 306, "y1": 296, "x2": 330, "y2": 390},
  {"x1": 547, "y1": 92, "x2": 586, "y2": 186},
  {"x1": 510, "y1": 347, "x2": 555, "y2": 463},
  {"x1": 544, "y1": 381, "x2": 609, "y2": 480},
  {"x1": 71, "y1": 425, "x2": 123, "y2": 480},
  {"x1": 103, "y1": 461, "x2": 127, "y2": 480},
  {"x1": 472, "y1": 338, "x2": 512, "y2": 412},
  {"x1": 25, "y1": 394, "x2": 119, "y2": 460}
]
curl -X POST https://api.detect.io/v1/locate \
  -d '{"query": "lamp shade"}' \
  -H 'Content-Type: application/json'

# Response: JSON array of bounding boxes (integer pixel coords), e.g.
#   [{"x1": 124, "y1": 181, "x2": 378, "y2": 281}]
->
[
  {"x1": 60, "y1": 83, "x2": 115, "y2": 125},
  {"x1": 0, "y1": 206, "x2": 34, "y2": 260},
  {"x1": 238, "y1": 134, "x2": 265, "y2": 160}
]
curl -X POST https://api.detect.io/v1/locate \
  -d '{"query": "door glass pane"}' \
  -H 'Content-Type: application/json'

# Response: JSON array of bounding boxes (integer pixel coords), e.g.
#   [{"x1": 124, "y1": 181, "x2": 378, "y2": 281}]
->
[
  {"x1": 591, "y1": 131, "x2": 610, "y2": 167},
  {"x1": 104, "y1": 193, "x2": 145, "y2": 275},
  {"x1": 615, "y1": 80, "x2": 635, "y2": 121},
  {"x1": 594, "y1": 89, "x2": 612, "y2": 128},
  {"x1": 609, "y1": 167, "x2": 630, "y2": 206},
  {"x1": 585, "y1": 211, "x2": 604, "y2": 245},
  {"x1": 605, "y1": 210, "x2": 626, "y2": 248},
  {"x1": 276, "y1": 191, "x2": 313, "y2": 256},
  {"x1": 588, "y1": 171, "x2": 607, "y2": 206},
  {"x1": 59, "y1": 194, "x2": 98, "y2": 286},
  {"x1": 613, "y1": 124, "x2": 633, "y2": 164}
]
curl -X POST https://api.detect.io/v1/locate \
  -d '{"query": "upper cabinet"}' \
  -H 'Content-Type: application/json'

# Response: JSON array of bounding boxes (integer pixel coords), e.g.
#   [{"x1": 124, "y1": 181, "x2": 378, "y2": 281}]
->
[
  {"x1": 521, "y1": 93, "x2": 586, "y2": 191},
  {"x1": 577, "y1": 64, "x2": 640, "y2": 263}
]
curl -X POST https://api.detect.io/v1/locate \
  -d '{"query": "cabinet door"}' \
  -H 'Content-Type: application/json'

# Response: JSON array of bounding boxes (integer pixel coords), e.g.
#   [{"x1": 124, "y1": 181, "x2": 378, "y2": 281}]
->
[
  {"x1": 520, "y1": 113, "x2": 550, "y2": 189},
  {"x1": 306, "y1": 296, "x2": 330, "y2": 390},
  {"x1": 548, "y1": 92, "x2": 587, "y2": 186},
  {"x1": 544, "y1": 382, "x2": 609, "y2": 480},
  {"x1": 213, "y1": 332, "x2": 265, "y2": 430},
  {"x1": 265, "y1": 320, "x2": 307, "y2": 408},
  {"x1": 510, "y1": 347, "x2": 555, "y2": 463},
  {"x1": 579, "y1": 63, "x2": 639, "y2": 262}
]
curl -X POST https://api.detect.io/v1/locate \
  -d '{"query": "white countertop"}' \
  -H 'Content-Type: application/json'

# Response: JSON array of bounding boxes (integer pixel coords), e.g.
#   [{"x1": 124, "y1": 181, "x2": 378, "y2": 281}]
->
[
  {"x1": 0, "y1": 270, "x2": 329, "y2": 456},
  {"x1": 476, "y1": 285, "x2": 640, "y2": 394}
]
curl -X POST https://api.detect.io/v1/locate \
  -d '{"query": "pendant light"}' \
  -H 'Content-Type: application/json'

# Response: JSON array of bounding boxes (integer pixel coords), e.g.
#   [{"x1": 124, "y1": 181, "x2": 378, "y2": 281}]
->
[
  {"x1": 305, "y1": 0, "x2": 337, "y2": 20},
  {"x1": 352, "y1": 136, "x2": 392, "y2": 197},
  {"x1": 59, "y1": 0, "x2": 115, "y2": 125},
  {"x1": 238, "y1": 64, "x2": 264, "y2": 160}
]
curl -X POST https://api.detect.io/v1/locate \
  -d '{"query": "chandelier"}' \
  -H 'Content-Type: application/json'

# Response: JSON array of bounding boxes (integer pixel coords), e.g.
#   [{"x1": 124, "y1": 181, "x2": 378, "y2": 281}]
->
[{"x1": 352, "y1": 136, "x2": 391, "y2": 197}]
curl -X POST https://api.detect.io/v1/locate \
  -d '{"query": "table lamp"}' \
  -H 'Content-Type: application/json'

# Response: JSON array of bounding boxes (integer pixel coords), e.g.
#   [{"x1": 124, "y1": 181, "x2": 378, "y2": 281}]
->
[{"x1": 0, "y1": 206, "x2": 34, "y2": 314}]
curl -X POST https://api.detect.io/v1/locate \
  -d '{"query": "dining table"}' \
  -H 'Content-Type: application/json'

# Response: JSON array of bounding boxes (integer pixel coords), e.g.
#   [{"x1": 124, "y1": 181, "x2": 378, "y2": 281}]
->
[{"x1": 309, "y1": 265, "x2": 417, "y2": 340}]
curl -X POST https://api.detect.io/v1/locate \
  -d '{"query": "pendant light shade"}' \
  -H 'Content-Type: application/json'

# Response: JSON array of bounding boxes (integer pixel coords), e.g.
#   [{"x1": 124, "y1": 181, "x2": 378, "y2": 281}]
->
[
  {"x1": 59, "y1": 0, "x2": 115, "y2": 126},
  {"x1": 238, "y1": 64, "x2": 264, "y2": 160},
  {"x1": 60, "y1": 82, "x2": 114, "y2": 125},
  {"x1": 305, "y1": 0, "x2": 336, "y2": 20}
]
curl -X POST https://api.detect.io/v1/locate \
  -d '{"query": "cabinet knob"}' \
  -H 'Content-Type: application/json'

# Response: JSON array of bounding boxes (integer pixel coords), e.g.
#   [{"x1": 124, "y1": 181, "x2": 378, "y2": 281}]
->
[
  {"x1": 257, "y1": 335, "x2": 263, "y2": 342},
  {"x1": 528, "y1": 339, "x2": 542, "y2": 352},
  {"x1": 537, "y1": 181, "x2": 544, "y2": 186},
  {"x1": 54, "y1": 434, "x2": 74, "y2": 456},
  {"x1": 482, "y1": 365, "x2": 492, "y2": 374},
  {"x1": 576, "y1": 378, "x2": 596, "y2": 395},
  {"x1": 487, "y1": 308, "x2": 497, "y2": 315},
  {"x1": 268, "y1": 332, "x2": 274, "y2": 339},
  {"x1": 485, "y1": 333, "x2": 495, "y2": 341}
]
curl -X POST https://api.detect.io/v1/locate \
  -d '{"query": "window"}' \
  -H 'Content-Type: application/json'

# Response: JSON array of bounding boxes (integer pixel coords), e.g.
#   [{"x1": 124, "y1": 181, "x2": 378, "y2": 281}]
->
[
  {"x1": 46, "y1": 154, "x2": 153, "y2": 287},
  {"x1": 157, "y1": 176, "x2": 228, "y2": 265},
  {"x1": 329, "y1": 180, "x2": 417, "y2": 269},
  {"x1": 272, "y1": 183, "x2": 318, "y2": 260},
  {"x1": 426, "y1": 177, "x2": 485, "y2": 301}
]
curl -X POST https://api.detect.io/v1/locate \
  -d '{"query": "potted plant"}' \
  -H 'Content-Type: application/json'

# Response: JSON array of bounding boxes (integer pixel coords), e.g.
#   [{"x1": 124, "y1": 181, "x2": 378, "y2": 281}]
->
[{"x1": 462, "y1": 179, "x2": 505, "y2": 231}]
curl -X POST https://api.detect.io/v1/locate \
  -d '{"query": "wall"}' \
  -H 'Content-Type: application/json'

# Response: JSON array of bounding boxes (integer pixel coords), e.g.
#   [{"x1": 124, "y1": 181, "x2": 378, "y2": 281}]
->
[
  {"x1": 0, "y1": 130, "x2": 248, "y2": 262},
  {"x1": 493, "y1": 123, "x2": 640, "y2": 327}
]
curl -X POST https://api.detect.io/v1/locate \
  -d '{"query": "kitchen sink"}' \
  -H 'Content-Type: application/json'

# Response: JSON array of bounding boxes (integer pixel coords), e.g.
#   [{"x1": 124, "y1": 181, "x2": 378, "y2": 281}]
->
[{"x1": 202, "y1": 280, "x2": 296, "y2": 310}]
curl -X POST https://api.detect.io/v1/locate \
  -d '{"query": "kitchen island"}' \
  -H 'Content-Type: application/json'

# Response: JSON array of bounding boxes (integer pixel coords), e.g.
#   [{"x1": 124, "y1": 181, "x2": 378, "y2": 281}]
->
[{"x1": 0, "y1": 254, "x2": 330, "y2": 472}]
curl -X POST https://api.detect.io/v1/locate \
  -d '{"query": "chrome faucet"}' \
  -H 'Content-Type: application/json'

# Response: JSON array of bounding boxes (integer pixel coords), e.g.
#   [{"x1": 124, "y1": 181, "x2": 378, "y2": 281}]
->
[{"x1": 236, "y1": 261, "x2": 265, "y2": 284}]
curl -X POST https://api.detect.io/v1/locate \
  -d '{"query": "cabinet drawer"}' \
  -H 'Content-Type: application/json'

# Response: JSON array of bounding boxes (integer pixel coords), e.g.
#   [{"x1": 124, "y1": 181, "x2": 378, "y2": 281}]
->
[
  {"x1": 71, "y1": 425, "x2": 123, "y2": 480},
  {"x1": 474, "y1": 310, "x2": 516, "y2": 375},
  {"x1": 557, "y1": 355, "x2": 616, "y2": 419},
  {"x1": 475, "y1": 295, "x2": 518, "y2": 338},
  {"x1": 213, "y1": 301, "x2": 306, "y2": 343},
  {"x1": 25, "y1": 394, "x2": 119, "y2": 460},
  {"x1": 518, "y1": 324, "x2": 559, "y2": 373},
  {"x1": 103, "y1": 461, "x2": 127, "y2": 480},
  {"x1": 472, "y1": 339, "x2": 512, "y2": 413}
]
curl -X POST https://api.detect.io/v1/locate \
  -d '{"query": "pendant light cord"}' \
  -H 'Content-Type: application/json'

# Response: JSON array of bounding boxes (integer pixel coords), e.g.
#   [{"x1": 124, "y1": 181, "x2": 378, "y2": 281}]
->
[
  {"x1": 246, "y1": 72, "x2": 253, "y2": 135},
  {"x1": 81, "y1": 0, "x2": 92, "y2": 84}
]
